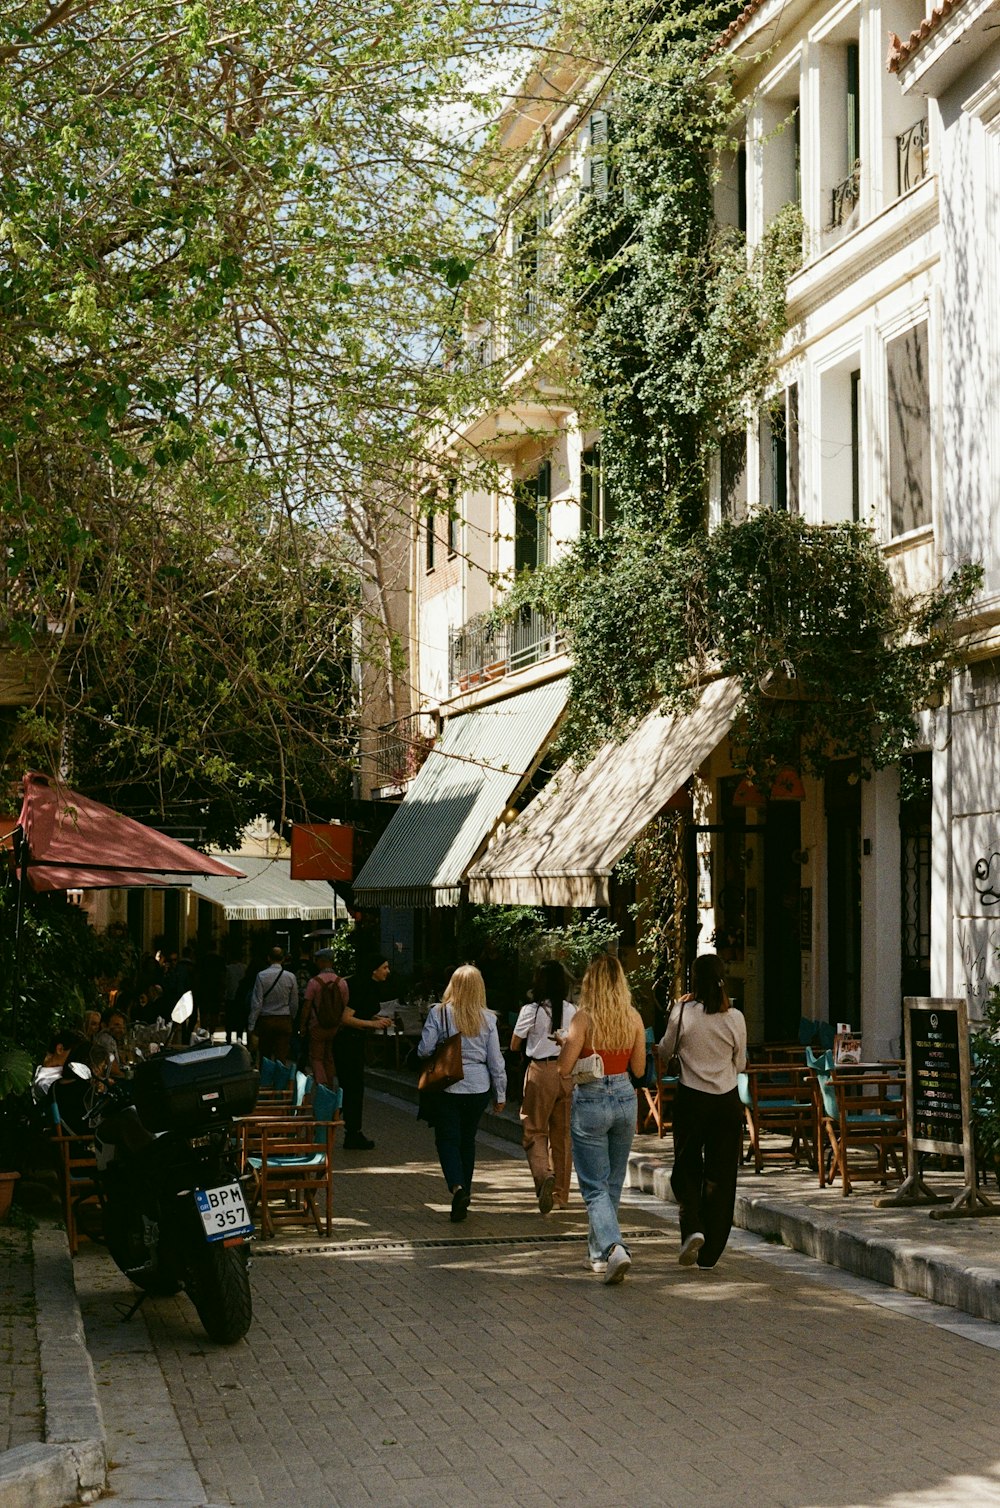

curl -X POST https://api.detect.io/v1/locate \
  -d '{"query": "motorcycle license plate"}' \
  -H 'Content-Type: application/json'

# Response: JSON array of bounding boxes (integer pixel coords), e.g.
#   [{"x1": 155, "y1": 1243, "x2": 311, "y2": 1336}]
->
[{"x1": 194, "y1": 1183, "x2": 253, "y2": 1242}]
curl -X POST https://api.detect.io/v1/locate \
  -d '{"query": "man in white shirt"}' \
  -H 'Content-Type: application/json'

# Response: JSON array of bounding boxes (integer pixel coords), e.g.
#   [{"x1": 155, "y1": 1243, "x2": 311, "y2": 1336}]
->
[{"x1": 248, "y1": 946, "x2": 298, "y2": 1064}]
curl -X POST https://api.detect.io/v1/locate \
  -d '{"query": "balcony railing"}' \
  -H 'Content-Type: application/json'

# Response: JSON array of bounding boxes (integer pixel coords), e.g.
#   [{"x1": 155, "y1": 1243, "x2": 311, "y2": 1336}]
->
[
  {"x1": 897, "y1": 118, "x2": 929, "y2": 197},
  {"x1": 830, "y1": 161, "x2": 861, "y2": 228},
  {"x1": 445, "y1": 326, "x2": 495, "y2": 374},
  {"x1": 375, "y1": 714, "x2": 436, "y2": 789},
  {"x1": 448, "y1": 607, "x2": 564, "y2": 693}
]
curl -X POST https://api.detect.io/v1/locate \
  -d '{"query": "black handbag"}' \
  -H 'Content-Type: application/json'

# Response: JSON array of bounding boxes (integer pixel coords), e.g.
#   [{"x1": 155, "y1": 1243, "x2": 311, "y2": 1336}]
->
[{"x1": 664, "y1": 1001, "x2": 686, "y2": 1079}]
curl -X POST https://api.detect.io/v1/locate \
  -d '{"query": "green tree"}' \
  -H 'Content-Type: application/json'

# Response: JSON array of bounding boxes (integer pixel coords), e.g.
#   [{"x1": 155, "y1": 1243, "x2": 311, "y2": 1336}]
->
[{"x1": 0, "y1": 0, "x2": 552, "y2": 835}]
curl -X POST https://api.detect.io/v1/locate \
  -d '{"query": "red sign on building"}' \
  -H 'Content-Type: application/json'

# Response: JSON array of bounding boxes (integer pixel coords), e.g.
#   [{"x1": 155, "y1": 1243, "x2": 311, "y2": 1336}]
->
[{"x1": 290, "y1": 823, "x2": 353, "y2": 881}]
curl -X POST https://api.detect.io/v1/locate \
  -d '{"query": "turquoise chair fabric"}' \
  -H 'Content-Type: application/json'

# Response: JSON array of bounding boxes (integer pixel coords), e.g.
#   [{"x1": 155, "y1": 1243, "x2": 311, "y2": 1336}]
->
[
  {"x1": 259, "y1": 1057, "x2": 278, "y2": 1089},
  {"x1": 815, "y1": 1072, "x2": 838, "y2": 1120},
  {"x1": 806, "y1": 1047, "x2": 834, "y2": 1073},
  {"x1": 273, "y1": 1061, "x2": 294, "y2": 1093},
  {"x1": 737, "y1": 1072, "x2": 751, "y2": 1108},
  {"x1": 818, "y1": 1021, "x2": 835, "y2": 1050},
  {"x1": 294, "y1": 1071, "x2": 314, "y2": 1109}
]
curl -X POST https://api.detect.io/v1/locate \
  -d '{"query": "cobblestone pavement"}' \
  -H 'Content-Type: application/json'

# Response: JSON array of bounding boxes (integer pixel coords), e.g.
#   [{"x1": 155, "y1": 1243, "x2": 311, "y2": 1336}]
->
[
  {"x1": 76, "y1": 1094, "x2": 1000, "y2": 1508},
  {"x1": 0, "y1": 1223, "x2": 42, "y2": 1451}
]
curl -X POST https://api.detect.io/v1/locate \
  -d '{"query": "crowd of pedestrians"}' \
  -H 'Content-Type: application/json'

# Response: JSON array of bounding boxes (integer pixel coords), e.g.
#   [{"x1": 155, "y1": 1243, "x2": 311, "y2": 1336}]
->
[{"x1": 34, "y1": 919, "x2": 748, "y2": 1280}]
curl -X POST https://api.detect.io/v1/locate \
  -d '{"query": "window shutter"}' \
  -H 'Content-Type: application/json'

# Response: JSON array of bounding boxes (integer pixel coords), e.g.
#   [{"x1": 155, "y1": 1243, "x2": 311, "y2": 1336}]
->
[{"x1": 535, "y1": 460, "x2": 551, "y2": 568}]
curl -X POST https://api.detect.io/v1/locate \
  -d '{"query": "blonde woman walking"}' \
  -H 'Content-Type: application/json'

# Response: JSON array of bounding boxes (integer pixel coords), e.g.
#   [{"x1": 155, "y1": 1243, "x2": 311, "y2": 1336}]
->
[
  {"x1": 558, "y1": 954, "x2": 645, "y2": 1284},
  {"x1": 418, "y1": 965, "x2": 506, "y2": 1223},
  {"x1": 511, "y1": 959, "x2": 576, "y2": 1213}
]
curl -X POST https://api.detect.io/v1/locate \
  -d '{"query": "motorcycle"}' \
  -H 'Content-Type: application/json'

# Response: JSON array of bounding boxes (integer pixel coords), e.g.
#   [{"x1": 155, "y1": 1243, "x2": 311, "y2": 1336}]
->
[{"x1": 75, "y1": 1038, "x2": 259, "y2": 1345}]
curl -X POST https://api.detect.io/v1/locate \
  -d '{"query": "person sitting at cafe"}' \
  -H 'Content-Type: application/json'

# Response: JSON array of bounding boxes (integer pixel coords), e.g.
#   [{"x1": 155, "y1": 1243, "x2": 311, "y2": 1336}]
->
[{"x1": 93, "y1": 1007, "x2": 129, "y2": 1076}]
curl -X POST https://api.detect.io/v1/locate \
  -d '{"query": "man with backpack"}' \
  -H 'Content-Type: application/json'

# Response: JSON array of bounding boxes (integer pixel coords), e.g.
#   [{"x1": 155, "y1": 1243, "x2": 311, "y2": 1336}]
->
[{"x1": 297, "y1": 948, "x2": 349, "y2": 1089}]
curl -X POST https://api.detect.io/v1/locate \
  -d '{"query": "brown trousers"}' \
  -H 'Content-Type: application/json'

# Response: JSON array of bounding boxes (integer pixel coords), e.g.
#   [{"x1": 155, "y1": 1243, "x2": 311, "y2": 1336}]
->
[{"x1": 520, "y1": 1058, "x2": 572, "y2": 1204}]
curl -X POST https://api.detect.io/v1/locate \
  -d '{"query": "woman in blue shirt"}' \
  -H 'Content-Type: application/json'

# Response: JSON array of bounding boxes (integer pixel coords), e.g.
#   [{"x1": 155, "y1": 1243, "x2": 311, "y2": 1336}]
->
[{"x1": 418, "y1": 965, "x2": 506, "y2": 1223}]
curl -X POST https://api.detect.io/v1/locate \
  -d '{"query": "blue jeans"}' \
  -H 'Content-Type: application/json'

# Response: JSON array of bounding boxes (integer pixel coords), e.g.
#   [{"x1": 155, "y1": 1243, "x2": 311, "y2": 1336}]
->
[
  {"x1": 433, "y1": 1090, "x2": 491, "y2": 1193},
  {"x1": 570, "y1": 1074, "x2": 636, "y2": 1262}
]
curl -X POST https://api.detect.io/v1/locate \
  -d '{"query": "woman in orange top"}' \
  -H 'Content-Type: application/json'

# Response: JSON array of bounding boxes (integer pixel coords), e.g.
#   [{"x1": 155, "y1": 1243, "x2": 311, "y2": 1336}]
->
[{"x1": 558, "y1": 953, "x2": 645, "y2": 1284}]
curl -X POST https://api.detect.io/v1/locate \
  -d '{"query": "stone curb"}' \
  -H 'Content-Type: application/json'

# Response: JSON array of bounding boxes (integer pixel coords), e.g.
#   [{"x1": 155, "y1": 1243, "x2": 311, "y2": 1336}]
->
[
  {"x1": 626, "y1": 1149, "x2": 1000, "y2": 1324},
  {"x1": 0, "y1": 1223, "x2": 107, "y2": 1508}
]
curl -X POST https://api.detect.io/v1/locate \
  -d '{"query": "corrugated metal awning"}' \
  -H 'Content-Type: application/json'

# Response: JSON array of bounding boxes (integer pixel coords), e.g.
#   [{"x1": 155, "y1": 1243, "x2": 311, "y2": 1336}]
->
[
  {"x1": 467, "y1": 677, "x2": 742, "y2": 908},
  {"x1": 353, "y1": 679, "x2": 568, "y2": 907},
  {"x1": 184, "y1": 855, "x2": 343, "y2": 921}
]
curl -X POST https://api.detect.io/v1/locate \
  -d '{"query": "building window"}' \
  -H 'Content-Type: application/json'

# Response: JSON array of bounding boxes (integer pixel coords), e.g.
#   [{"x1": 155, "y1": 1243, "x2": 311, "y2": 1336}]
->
[
  {"x1": 424, "y1": 510, "x2": 435, "y2": 573},
  {"x1": 759, "y1": 386, "x2": 798, "y2": 514},
  {"x1": 514, "y1": 460, "x2": 551, "y2": 572},
  {"x1": 887, "y1": 321, "x2": 931, "y2": 536},
  {"x1": 850, "y1": 369, "x2": 861, "y2": 522},
  {"x1": 720, "y1": 431, "x2": 748, "y2": 522},
  {"x1": 581, "y1": 445, "x2": 615, "y2": 535},
  {"x1": 447, "y1": 480, "x2": 459, "y2": 556}
]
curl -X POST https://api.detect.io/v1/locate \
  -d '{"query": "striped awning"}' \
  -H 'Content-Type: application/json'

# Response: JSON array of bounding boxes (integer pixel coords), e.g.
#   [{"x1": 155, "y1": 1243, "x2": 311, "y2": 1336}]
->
[
  {"x1": 184, "y1": 855, "x2": 345, "y2": 922},
  {"x1": 467, "y1": 677, "x2": 742, "y2": 908},
  {"x1": 352, "y1": 679, "x2": 568, "y2": 907}
]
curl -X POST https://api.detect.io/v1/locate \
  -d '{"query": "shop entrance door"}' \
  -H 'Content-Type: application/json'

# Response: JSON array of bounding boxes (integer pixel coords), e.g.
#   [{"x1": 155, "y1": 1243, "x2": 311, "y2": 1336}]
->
[{"x1": 763, "y1": 801, "x2": 802, "y2": 1042}]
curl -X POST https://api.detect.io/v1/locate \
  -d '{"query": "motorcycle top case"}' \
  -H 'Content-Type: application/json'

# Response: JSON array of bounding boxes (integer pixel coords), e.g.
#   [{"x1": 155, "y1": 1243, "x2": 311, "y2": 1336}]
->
[{"x1": 132, "y1": 1043, "x2": 259, "y2": 1134}]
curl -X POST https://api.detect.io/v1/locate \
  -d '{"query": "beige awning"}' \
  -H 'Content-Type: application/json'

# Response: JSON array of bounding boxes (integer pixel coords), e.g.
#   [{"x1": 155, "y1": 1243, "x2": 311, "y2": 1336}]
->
[{"x1": 467, "y1": 677, "x2": 742, "y2": 908}]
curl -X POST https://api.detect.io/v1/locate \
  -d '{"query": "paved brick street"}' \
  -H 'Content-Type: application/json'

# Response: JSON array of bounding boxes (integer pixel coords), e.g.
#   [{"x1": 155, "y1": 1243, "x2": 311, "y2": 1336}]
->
[{"x1": 73, "y1": 1094, "x2": 1000, "y2": 1508}]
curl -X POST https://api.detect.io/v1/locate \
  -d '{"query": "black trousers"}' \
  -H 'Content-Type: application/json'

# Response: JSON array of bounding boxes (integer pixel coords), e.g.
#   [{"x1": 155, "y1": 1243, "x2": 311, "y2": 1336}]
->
[
  {"x1": 670, "y1": 1084, "x2": 743, "y2": 1268},
  {"x1": 333, "y1": 1041, "x2": 366, "y2": 1135}
]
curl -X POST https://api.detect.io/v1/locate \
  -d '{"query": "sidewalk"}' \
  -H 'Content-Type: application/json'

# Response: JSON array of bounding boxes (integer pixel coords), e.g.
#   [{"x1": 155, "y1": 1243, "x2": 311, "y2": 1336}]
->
[
  {"x1": 4, "y1": 1076, "x2": 1000, "y2": 1506},
  {"x1": 370, "y1": 1065, "x2": 1000, "y2": 1323}
]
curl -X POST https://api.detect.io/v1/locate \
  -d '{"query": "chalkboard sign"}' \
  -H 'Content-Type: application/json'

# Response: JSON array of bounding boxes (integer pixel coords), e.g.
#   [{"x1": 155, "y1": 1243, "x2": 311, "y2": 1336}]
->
[
  {"x1": 881, "y1": 997, "x2": 1000, "y2": 1217},
  {"x1": 909, "y1": 1003, "x2": 964, "y2": 1153}
]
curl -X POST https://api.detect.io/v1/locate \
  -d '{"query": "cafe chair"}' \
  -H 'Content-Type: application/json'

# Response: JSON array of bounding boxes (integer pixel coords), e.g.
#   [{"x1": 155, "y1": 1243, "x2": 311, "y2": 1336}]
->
[
  {"x1": 739, "y1": 1063, "x2": 817, "y2": 1173},
  {"x1": 50, "y1": 1102, "x2": 101, "y2": 1257},
  {"x1": 637, "y1": 1044, "x2": 678, "y2": 1139},
  {"x1": 816, "y1": 1071, "x2": 907, "y2": 1196},
  {"x1": 240, "y1": 1084, "x2": 343, "y2": 1238}
]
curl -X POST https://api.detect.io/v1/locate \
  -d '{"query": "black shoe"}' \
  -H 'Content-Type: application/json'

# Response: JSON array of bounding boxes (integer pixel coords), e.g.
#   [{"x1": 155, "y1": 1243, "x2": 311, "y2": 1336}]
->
[
  {"x1": 343, "y1": 1133, "x2": 375, "y2": 1150},
  {"x1": 450, "y1": 1187, "x2": 470, "y2": 1222}
]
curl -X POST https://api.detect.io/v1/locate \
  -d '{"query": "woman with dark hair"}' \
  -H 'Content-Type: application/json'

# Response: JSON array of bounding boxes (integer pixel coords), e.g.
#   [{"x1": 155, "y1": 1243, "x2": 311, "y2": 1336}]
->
[
  {"x1": 511, "y1": 959, "x2": 577, "y2": 1213},
  {"x1": 659, "y1": 952, "x2": 747, "y2": 1270}
]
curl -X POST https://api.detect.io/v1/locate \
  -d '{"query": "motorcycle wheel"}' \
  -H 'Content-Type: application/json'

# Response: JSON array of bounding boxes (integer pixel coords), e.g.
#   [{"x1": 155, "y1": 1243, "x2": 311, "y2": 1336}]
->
[
  {"x1": 185, "y1": 1242, "x2": 253, "y2": 1345},
  {"x1": 103, "y1": 1201, "x2": 182, "y2": 1296}
]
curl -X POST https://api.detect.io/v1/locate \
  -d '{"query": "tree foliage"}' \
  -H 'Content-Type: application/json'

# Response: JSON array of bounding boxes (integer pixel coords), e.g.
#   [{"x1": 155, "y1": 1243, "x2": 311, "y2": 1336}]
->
[{"x1": 0, "y1": 0, "x2": 550, "y2": 839}]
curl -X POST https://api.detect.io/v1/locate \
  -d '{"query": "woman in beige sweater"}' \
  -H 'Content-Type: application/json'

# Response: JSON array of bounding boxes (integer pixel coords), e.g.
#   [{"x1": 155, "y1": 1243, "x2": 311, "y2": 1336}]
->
[{"x1": 659, "y1": 952, "x2": 747, "y2": 1270}]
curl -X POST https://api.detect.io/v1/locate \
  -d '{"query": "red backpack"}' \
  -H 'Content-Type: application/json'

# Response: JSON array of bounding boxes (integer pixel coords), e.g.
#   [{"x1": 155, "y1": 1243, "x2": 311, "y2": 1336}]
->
[{"x1": 315, "y1": 974, "x2": 346, "y2": 1033}]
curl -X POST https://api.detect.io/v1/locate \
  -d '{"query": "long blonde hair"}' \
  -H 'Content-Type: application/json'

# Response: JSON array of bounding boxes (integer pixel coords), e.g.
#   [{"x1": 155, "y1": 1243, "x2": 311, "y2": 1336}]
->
[
  {"x1": 579, "y1": 953, "x2": 634, "y2": 1049},
  {"x1": 442, "y1": 964, "x2": 488, "y2": 1038}
]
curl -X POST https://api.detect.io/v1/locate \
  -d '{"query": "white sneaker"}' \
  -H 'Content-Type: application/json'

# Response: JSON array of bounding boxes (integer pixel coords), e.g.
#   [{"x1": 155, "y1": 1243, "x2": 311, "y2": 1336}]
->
[
  {"x1": 679, "y1": 1232, "x2": 705, "y2": 1267},
  {"x1": 588, "y1": 1258, "x2": 608, "y2": 1274},
  {"x1": 604, "y1": 1244, "x2": 631, "y2": 1285}
]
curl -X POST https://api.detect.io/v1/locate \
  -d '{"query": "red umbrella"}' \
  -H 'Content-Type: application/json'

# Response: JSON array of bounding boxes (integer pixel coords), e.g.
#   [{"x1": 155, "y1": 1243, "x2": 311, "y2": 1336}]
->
[{"x1": 14, "y1": 771, "x2": 244, "y2": 892}]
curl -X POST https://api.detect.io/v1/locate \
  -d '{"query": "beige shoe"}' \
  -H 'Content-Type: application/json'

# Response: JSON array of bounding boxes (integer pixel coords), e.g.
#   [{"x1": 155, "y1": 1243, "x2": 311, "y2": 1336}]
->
[{"x1": 537, "y1": 1175, "x2": 555, "y2": 1215}]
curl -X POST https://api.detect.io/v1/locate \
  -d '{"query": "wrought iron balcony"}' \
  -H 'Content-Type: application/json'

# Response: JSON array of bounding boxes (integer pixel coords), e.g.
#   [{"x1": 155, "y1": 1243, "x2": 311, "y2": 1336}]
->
[
  {"x1": 445, "y1": 326, "x2": 495, "y2": 374},
  {"x1": 375, "y1": 714, "x2": 436, "y2": 789},
  {"x1": 448, "y1": 607, "x2": 564, "y2": 693},
  {"x1": 897, "y1": 118, "x2": 929, "y2": 197},
  {"x1": 830, "y1": 161, "x2": 861, "y2": 229}
]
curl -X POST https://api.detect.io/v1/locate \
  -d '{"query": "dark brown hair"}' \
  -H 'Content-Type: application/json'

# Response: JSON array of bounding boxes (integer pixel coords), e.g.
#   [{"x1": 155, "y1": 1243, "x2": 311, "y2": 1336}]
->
[{"x1": 691, "y1": 953, "x2": 728, "y2": 1015}]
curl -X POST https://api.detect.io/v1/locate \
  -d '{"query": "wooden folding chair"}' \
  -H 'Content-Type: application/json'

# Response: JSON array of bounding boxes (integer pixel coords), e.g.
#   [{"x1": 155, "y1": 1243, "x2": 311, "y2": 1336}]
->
[
  {"x1": 240, "y1": 1085, "x2": 342, "y2": 1238},
  {"x1": 740, "y1": 1064, "x2": 816, "y2": 1174},
  {"x1": 817, "y1": 1072, "x2": 907, "y2": 1196},
  {"x1": 636, "y1": 1046, "x2": 678, "y2": 1139},
  {"x1": 51, "y1": 1115, "x2": 101, "y2": 1257}
]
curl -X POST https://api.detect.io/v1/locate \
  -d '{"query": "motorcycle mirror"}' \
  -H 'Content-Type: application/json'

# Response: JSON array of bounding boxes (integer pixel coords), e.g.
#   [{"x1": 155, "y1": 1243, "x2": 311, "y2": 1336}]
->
[
  {"x1": 69, "y1": 1061, "x2": 93, "y2": 1080},
  {"x1": 171, "y1": 991, "x2": 194, "y2": 1024}
]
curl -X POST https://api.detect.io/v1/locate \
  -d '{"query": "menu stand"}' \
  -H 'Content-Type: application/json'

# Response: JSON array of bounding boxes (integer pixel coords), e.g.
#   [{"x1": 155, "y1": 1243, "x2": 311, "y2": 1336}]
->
[{"x1": 878, "y1": 996, "x2": 1000, "y2": 1218}]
